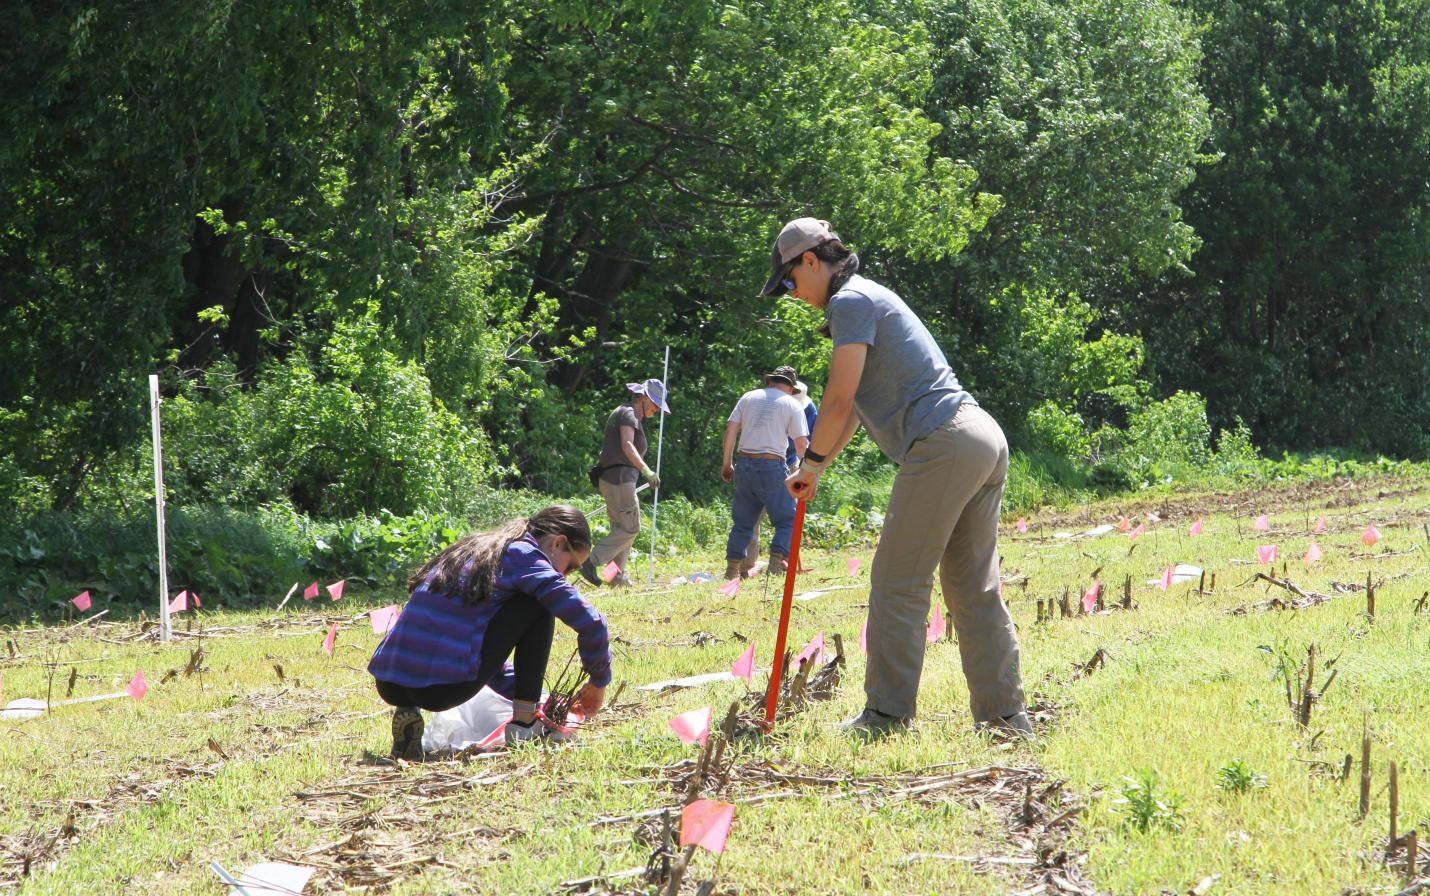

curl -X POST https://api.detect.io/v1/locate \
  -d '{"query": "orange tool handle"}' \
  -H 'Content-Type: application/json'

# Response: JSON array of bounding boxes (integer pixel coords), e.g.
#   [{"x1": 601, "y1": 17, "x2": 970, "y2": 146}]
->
[{"x1": 763, "y1": 497, "x2": 806, "y2": 726}]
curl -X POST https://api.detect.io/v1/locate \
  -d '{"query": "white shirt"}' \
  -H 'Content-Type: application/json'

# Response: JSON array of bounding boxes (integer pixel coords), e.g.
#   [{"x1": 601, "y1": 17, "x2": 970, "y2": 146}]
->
[{"x1": 727, "y1": 387, "x2": 809, "y2": 456}]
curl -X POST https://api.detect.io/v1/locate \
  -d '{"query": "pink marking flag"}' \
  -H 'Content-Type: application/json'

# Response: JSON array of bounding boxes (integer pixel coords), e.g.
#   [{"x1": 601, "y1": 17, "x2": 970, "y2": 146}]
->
[
  {"x1": 680, "y1": 799, "x2": 735, "y2": 855},
  {"x1": 1256, "y1": 544, "x2": 1278, "y2": 564},
  {"x1": 1159, "y1": 565, "x2": 1174, "y2": 592},
  {"x1": 601, "y1": 561, "x2": 621, "y2": 583},
  {"x1": 847, "y1": 557, "x2": 861, "y2": 577},
  {"x1": 926, "y1": 604, "x2": 943, "y2": 643},
  {"x1": 322, "y1": 622, "x2": 337, "y2": 656},
  {"x1": 1361, "y1": 525, "x2": 1380, "y2": 547},
  {"x1": 731, "y1": 641, "x2": 756, "y2": 682},
  {"x1": 1117, "y1": 516, "x2": 1131, "y2": 532},
  {"x1": 369, "y1": 604, "x2": 401, "y2": 634},
  {"x1": 796, "y1": 632, "x2": 825, "y2": 669},
  {"x1": 1254, "y1": 514, "x2": 1269, "y2": 531},
  {"x1": 326, "y1": 579, "x2": 345, "y2": 601},
  {"x1": 669, "y1": 706, "x2": 713, "y2": 747},
  {"x1": 1081, "y1": 581, "x2": 1101, "y2": 614},
  {"x1": 1015, "y1": 517, "x2": 1028, "y2": 534},
  {"x1": 1303, "y1": 541, "x2": 1323, "y2": 567},
  {"x1": 859, "y1": 619, "x2": 868, "y2": 657},
  {"x1": 718, "y1": 577, "x2": 741, "y2": 597},
  {"x1": 167, "y1": 591, "x2": 188, "y2": 614},
  {"x1": 1128, "y1": 523, "x2": 1145, "y2": 540},
  {"x1": 1188, "y1": 518, "x2": 1204, "y2": 537},
  {"x1": 1315, "y1": 516, "x2": 1327, "y2": 534},
  {"x1": 303, "y1": 581, "x2": 320, "y2": 600},
  {"x1": 71, "y1": 590, "x2": 92, "y2": 612},
  {"x1": 127, "y1": 670, "x2": 148, "y2": 702},
  {"x1": 190, "y1": 591, "x2": 201, "y2": 608}
]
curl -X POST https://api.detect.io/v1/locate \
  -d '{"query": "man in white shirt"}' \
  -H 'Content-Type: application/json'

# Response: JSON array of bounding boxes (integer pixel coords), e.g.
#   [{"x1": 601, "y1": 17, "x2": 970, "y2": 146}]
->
[{"x1": 720, "y1": 366, "x2": 810, "y2": 580}]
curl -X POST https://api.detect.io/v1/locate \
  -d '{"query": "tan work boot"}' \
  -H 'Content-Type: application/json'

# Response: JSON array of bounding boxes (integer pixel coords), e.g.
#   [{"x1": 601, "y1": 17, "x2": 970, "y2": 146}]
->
[
  {"x1": 724, "y1": 559, "x2": 743, "y2": 581},
  {"x1": 766, "y1": 552, "x2": 789, "y2": 575}
]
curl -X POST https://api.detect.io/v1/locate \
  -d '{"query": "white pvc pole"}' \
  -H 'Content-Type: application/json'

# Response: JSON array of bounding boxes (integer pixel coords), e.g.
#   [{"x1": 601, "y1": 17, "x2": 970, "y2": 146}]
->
[
  {"x1": 150, "y1": 375, "x2": 172, "y2": 642},
  {"x1": 648, "y1": 345, "x2": 670, "y2": 583}
]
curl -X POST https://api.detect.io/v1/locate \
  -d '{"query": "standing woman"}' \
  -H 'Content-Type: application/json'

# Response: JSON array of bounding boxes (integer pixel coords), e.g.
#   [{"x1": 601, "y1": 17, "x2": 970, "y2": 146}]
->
[
  {"x1": 763, "y1": 218, "x2": 1031, "y2": 738},
  {"x1": 369, "y1": 505, "x2": 611, "y2": 758},
  {"x1": 580, "y1": 379, "x2": 670, "y2": 587}
]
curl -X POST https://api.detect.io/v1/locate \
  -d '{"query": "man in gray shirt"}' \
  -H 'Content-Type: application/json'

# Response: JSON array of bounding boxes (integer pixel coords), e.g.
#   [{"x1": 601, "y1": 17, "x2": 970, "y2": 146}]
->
[{"x1": 720, "y1": 366, "x2": 809, "y2": 580}]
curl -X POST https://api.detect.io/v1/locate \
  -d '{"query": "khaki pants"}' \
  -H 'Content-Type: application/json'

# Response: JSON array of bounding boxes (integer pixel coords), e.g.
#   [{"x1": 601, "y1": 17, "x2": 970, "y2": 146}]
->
[
  {"x1": 864, "y1": 402, "x2": 1025, "y2": 722},
  {"x1": 593, "y1": 478, "x2": 640, "y2": 571}
]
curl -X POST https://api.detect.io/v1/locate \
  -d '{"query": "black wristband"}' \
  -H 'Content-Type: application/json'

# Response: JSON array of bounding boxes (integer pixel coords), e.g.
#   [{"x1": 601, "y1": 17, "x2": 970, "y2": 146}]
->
[{"x1": 804, "y1": 448, "x2": 827, "y2": 464}]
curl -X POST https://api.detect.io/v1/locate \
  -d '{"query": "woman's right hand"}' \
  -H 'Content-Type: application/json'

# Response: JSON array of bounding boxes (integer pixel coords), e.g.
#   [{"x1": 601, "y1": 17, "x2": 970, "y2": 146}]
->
[
  {"x1": 575, "y1": 683, "x2": 607, "y2": 716},
  {"x1": 786, "y1": 465, "x2": 820, "y2": 501}
]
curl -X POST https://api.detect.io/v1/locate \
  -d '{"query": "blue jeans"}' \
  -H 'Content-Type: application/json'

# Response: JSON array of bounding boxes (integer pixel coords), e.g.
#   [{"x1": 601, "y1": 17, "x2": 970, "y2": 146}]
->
[{"x1": 726, "y1": 457, "x2": 797, "y2": 560}]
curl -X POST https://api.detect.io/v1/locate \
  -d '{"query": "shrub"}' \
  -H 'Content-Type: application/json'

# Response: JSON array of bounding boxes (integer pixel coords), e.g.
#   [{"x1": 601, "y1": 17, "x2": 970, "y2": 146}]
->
[
  {"x1": 1215, "y1": 759, "x2": 1268, "y2": 794},
  {"x1": 1114, "y1": 771, "x2": 1185, "y2": 833}
]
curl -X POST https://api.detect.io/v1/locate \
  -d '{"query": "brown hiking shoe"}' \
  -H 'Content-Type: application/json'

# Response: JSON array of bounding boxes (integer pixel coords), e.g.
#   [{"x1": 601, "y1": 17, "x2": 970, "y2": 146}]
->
[
  {"x1": 391, "y1": 707, "x2": 424, "y2": 761},
  {"x1": 766, "y1": 552, "x2": 789, "y2": 575},
  {"x1": 724, "y1": 559, "x2": 743, "y2": 581}
]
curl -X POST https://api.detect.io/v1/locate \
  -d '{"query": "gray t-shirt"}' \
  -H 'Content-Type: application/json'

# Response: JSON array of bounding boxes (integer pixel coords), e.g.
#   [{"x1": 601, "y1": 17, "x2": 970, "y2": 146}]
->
[
  {"x1": 727, "y1": 387, "x2": 809, "y2": 456},
  {"x1": 825, "y1": 274, "x2": 972, "y2": 463},
  {"x1": 597, "y1": 402, "x2": 646, "y2": 484}
]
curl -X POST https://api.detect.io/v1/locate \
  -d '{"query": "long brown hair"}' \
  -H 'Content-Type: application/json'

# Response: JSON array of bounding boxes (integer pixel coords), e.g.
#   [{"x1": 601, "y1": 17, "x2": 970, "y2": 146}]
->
[{"x1": 408, "y1": 505, "x2": 592, "y2": 605}]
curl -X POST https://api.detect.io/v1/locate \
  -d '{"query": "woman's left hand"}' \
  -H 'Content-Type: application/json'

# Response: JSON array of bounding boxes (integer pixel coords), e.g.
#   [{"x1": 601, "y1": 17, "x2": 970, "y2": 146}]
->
[
  {"x1": 786, "y1": 465, "x2": 820, "y2": 501},
  {"x1": 575, "y1": 683, "x2": 607, "y2": 716}
]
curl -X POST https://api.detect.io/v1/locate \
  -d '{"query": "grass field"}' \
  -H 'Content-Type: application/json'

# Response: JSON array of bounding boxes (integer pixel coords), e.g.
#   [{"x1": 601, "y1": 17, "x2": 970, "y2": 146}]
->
[{"x1": 3, "y1": 477, "x2": 1428, "y2": 895}]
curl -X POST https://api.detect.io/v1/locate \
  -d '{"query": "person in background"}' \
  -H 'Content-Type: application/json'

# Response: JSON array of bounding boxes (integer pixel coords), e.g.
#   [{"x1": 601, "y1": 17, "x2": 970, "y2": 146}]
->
[
  {"x1": 581, "y1": 379, "x2": 670, "y2": 588},
  {"x1": 369, "y1": 505, "x2": 611, "y2": 758},
  {"x1": 762, "y1": 217, "x2": 1031, "y2": 740},
  {"x1": 743, "y1": 378, "x2": 819, "y2": 576},
  {"x1": 720, "y1": 365, "x2": 809, "y2": 580}
]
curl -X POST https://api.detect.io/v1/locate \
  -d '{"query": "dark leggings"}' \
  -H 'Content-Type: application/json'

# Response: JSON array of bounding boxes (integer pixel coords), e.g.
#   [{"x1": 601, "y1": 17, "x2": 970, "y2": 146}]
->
[{"x1": 374, "y1": 598, "x2": 555, "y2": 711}]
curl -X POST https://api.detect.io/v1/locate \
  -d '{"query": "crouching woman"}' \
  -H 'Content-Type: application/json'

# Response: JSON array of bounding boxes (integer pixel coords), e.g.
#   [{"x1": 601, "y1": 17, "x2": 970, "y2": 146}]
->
[{"x1": 369, "y1": 505, "x2": 611, "y2": 758}]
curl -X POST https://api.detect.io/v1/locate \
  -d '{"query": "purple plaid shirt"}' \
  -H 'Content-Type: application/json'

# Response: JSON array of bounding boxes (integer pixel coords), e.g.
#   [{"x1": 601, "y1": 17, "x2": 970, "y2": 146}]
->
[{"x1": 368, "y1": 534, "x2": 612, "y2": 691}]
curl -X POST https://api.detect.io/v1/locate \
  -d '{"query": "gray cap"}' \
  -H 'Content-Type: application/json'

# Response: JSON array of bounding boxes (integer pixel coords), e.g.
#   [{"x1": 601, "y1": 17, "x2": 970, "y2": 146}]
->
[
  {"x1": 626, "y1": 378, "x2": 671, "y2": 414},
  {"x1": 760, "y1": 218, "x2": 838, "y2": 296}
]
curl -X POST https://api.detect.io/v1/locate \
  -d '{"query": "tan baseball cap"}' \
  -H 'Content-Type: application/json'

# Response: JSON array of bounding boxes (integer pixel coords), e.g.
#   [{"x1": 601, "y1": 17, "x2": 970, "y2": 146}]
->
[{"x1": 760, "y1": 218, "x2": 838, "y2": 296}]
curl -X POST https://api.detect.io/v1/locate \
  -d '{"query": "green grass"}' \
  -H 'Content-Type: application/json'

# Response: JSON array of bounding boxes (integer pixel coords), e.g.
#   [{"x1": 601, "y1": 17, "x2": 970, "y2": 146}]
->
[{"x1": 3, "y1": 476, "x2": 1428, "y2": 894}]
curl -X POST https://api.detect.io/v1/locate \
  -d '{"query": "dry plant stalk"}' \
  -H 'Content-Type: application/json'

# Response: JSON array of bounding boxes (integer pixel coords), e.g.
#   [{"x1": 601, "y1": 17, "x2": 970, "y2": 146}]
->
[
  {"x1": 1121, "y1": 575, "x2": 1133, "y2": 610},
  {"x1": 1361, "y1": 717, "x2": 1373, "y2": 819},
  {"x1": 1059, "y1": 586, "x2": 1070, "y2": 618},
  {"x1": 542, "y1": 649, "x2": 586, "y2": 727},
  {"x1": 1390, "y1": 760, "x2": 1400, "y2": 852},
  {"x1": 1368, "y1": 571, "x2": 1377, "y2": 621}
]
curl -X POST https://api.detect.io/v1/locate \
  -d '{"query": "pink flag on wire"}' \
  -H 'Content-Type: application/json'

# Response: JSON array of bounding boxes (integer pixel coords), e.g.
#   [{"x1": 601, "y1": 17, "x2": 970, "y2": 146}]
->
[
  {"x1": 1188, "y1": 518, "x2": 1204, "y2": 537},
  {"x1": 796, "y1": 632, "x2": 825, "y2": 669},
  {"x1": 303, "y1": 581, "x2": 320, "y2": 600},
  {"x1": 1254, "y1": 514, "x2": 1269, "y2": 531},
  {"x1": 370, "y1": 605, "x2": 401, "y2": 634},
  {"x1": 1015, "y1": 517, "x2": 1028, "y2": 534},
  {"x1": 1082, "y1": 581, "x2": 1101, "y2": 613},
  {"x1": 1303, "y1": 541, "x2": 1323, "y2": 567},
  {"x1": 680, "y1": 799, "x2": 735, "y2": 855},
  {"x1": 1159, "y1": 565, "x2": 1173, "y2": 592},
  {"x1": 858, "y1": 619, "x2": 868, "y2": 657},
  {"x1": 326, "y1": 579, "x2": 345, "y2": 601},
  {"x1": 731, "y1": 642, "x2": 755, "y2": 682},
  {"x1": 167, "y1": 591, "x2": 187, "y2": 614},
  {"x1": 601, "y1": 561, "x2": 621, "y2": 583},
  {"x1": 127, "y1": 670, "x2": 148, "y2": 702},
  {"x1": 669, "y1": 707, "x2": 713, "y2": 747},
  {"x1": 847, "y1": 557, "x2": 861, "y2": 577},
  {"x1": 1128, "y1": 523, "x2": 1145, "y2": 540},
  {"x1": 1257, "y1": 544, "x2": 1277, "y2": 564},
  {"x1": 718, "y1": 577, "x2": 741, "y2": 597},
  {"x1": 190, "y1": 591, "x2": 201, "y2": 608},
  {"x1": 1315, "y1": 516, "x2": 1327, "y2": 534},
  {"x1": 926, "y1": 604, "x2": 943, "y2": 643},
  {"x1": 71, "y1": 591, "x2": 92, "y2": 612},
  {"x1": 1117, "y1": 516, "x2": 1130, "y2": 532},
  {"x1": 322, "y1": 622, "x2": 338, "y2": 656},
  {"x1": 1361, "y1": 525, "x2": 1380, "y2": 547}
]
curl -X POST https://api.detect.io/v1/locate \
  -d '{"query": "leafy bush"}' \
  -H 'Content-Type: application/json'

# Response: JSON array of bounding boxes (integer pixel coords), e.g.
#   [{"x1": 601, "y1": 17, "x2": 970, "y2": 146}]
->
[
  {"x1": 1114, "y1": 770, "x2": 1185, "y2": 833},
  {"x1": 1215, "y1": 759, "x2": 1268, "y2": 794}
]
